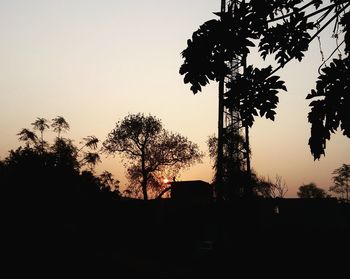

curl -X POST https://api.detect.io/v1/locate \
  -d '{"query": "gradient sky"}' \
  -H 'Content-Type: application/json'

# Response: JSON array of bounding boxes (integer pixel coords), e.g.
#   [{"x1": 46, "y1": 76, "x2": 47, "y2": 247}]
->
[{"x1": 0, "y1": 0, "x2": 349, "y2": 197}]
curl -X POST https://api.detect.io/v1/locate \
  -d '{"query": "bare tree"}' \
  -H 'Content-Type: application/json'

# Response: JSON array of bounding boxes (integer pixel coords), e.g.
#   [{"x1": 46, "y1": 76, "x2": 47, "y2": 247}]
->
[
  {"x1": 254, "y1": 174, "x2": 288, "y2": 198},
  {"x1": 271, "y1": 175, "x2": 288, "y2": 198}
]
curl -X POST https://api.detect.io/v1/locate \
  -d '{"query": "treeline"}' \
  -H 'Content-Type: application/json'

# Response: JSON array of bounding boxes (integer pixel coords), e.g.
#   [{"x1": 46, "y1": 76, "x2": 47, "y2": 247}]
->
[
  {"x1": 1, "y1": 116, "x2": 349, "y2": 275},
  {"x1": 1, "y1": 116, "x2": 120, "y2": 225}
]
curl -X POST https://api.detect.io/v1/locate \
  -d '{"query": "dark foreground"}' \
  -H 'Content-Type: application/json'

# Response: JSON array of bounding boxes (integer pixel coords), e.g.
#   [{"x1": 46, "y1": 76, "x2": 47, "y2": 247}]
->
[{"x1": 5, "y1": 198, "x2": 350, "y2": 277}]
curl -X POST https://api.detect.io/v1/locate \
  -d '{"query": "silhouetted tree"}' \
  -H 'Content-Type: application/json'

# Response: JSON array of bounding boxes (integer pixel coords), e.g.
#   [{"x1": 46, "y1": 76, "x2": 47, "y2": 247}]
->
[
  {"x1": 329, "y1": 163, "x2": 350, "y2": 201},
  {"x1": 0, "y1": 116, "x2": 122, "y2": 219},
  {"x1": 180, "y1": 1, "x2": 350, "y2": 165},
  {"x1": 99, "y1": 170, "x2": 120, "y2": 196},
  {"x1": 207, "y1": 129, "x2": 288, "y2": 199},
  {"x1": 207, "y1": 132, "x2": 246, "y2": 198},
  {"x1": 78, "y1": 170, "x2": 120, "y2": 203},
  {"x1": 297, "y1": 183, "x2": 328, "y2": 198},
  {"x1": 31, "y1": 117, "x2": 49, "y2": 151},
  {"x1": 51, "y1": 116, "x2": 70, "y2": 138},
  {"x1": 17, "y1": 128, "x2": 38, "y2": 147},
  {"x1": 272, "y1": 175, "x2": 289, "y2": 198},
  {"x1": 103, "y1": 113, "x2": 203, "y2": 200},
  {"x1": 253, "y1": 174, "x2": 288, "y2": 198},
  {"x1": 79, "y1": 136, "x2": 99, "y2": 151},
  {"x1": 50, "y1": 137, "x2": 79, "y2": 171},
  {"x1": 1, "y1": 117, "x2": 124, "y2": 272},
  {"x1": 76, "y1": 136, "x2": 101, "y2": 171},
  {"x1": 17, "y1": 118, "x2": 101, "y2": 173}
]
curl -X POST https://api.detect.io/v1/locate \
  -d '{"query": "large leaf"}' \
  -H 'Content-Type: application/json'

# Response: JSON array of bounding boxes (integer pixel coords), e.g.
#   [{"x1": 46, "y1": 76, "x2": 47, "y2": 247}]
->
[
  {"x1": 259, "y1": 11, "x2": 314, "y2": 66},
  {"x1": 179, "y1": 4, "x2": 265, "y2": 94},
  {"x1": 225, "y1": 65, "x2": 287, "y2": 127},
  {"x1": 307, "y1": 57, "x2": 350, "y2": 159}
]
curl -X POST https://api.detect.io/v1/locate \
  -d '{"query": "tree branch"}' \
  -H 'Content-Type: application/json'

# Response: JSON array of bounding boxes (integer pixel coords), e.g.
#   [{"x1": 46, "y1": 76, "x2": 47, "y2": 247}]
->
[
  {"x1": 269, "y1": 2, "x2": 349, "y2": 77},
  {"x1": 267, "y1": 1, "x2": 346, "y2": 23},
  {"x1": 155, "y1": 186, "x2": 171, "y2": 199}
]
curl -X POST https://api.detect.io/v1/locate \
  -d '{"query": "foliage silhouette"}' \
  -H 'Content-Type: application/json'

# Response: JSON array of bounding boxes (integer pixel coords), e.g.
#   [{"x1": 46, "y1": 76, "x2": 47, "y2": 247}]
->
[
  {"x1": 307, "y1": 57, "x2": 350, "y2": 159},
  {"x1": 329, "y1": 163, "x2": 350, "y2": 201},
  {"x1": 103, "y1": 113, "x2": 203, "y2": 200},
  {"x1": 225, "y1": 65, "x2": 287, "y2": 127},
  {"x1": 253, "y1": 174, "x2": 288, "y2": 198},
  {"x1": 180, "y1": 0, "x2": 350, "y2": 161},
  {"x1": 99, "y1": 170, "x2": 121, "y2": 196},
  {"x1": 31, "y1": 117, "x2": 50, "y2": 151},
  {"x1": 51, "y1": 116, "x2": 70, "y2": 138},
  {"x1": 207, "y1": 131, "x2": 246, "y2": 198},
  {"x1": 1, "y1": 115, "x2": 123, "y2": 275},
  {"x1": 1, "y1": 116, "x2": 118, "y2": 219},
  {"x1": 297, "y1": 182, "x2": 329, "y2": 198},
  {"x1": 2, "y1": 131, "x2": 349, "y2": 276},
  {"x1": 17, "y1": 128, "x2": 38, "y2": 147}
]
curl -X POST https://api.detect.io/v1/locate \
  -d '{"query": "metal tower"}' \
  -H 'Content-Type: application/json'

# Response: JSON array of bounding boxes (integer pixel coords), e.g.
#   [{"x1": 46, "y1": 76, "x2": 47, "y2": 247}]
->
[{"x1": 216, "y1": 0, "x2": 249, "y2": 200}]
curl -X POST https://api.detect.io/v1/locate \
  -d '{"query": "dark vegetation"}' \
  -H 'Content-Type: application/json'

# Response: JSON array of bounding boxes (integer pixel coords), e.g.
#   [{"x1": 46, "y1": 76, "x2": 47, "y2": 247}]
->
[
  {"x1": 103, "y1": 113, "x2": 203, "y2": 200},
  {"x1": 1, "y1": 116, "x2": 349, "y2": 276},
  {"x1": 180, "y1": 0, "x2": 350, "y2": 201},
  {"x1": 180, "y1": 0, "x2": 350, "y2": 161},
  {"x1": 2, "y1": 0, "x2": 350, "y2": 276}
]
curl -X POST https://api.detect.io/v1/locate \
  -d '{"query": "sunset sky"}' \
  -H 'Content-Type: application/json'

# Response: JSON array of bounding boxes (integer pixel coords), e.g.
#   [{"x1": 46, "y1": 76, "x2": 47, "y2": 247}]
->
[{"x1": 0, "y1": 0, "x2": 349, "y2": 197}]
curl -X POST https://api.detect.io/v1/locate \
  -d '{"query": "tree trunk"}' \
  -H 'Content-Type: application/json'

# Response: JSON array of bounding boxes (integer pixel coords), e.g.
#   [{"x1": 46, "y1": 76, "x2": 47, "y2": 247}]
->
[
  {"x1": 141, "y1": 177, "x2": 148, "y2": 200},
  {"x1": 155, "y1": 187, "x2": 171, "y2": 199},
  {"x1": 40, "y1": 131, "x2": 44, "y2": 153},
  {"x1": 141, "y1": 150, "x2": 148, "y2": 200}
]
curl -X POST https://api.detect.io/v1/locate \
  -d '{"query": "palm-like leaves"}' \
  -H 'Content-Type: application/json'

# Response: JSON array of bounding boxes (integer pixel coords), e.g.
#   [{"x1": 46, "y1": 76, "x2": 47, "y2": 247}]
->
[
  {"x1": 181, "y1": 1, "x2": 349, "y2": 161},
  {"x1": 31, "y1": 117, "x2": 49, "y2": 139},
  {"x1": 14, "y1": 116, "x2": 102, "y2": 173},
  {"x1": 17, "y1": 128, "x2": 38, "y2": 146},
  {"x1": 225, "y1": 65, "x2": 287, "y2": 127},
  {"x1": 31, "y1": 118, "x2": 49, "y2": 152},
  {"x1": 307, "y1": 57, "x2": 350, "y2": 159},
  {"x1": 77, "y1": 136, "x2": 100, "y2": 171},
  {"x1": 180, "y1": 3, "x2": 260, "y2": 94},
  {"x1": 80, "y1": 152, "x2": 101, "y2": 170},
  {"x1": 81, "y1": 136, "x2": 99, "y2": 150},
  {"x1": 51, "y1": 116, "x2": 70, "y2": 138},
  {"x1": 259, "y1": 11, "x2": 314, "y2": 66}
]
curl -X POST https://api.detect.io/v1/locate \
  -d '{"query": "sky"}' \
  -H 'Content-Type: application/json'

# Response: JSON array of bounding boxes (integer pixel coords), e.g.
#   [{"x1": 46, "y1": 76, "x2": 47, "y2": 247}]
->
[{"x1": 0, "y1": 0, "x2": 349, "y2": 197}]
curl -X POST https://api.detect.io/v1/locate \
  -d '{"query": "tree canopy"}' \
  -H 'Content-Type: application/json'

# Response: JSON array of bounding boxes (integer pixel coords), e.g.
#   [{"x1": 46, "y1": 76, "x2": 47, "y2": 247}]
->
[
  {"x1": 1, "y1": 116, "x2": 120, "y2": 227},
  {"x1": 297, "y1": 182, "x2": 329, "y2": 198},
  {"x1": 103, "y1": 113, "x2": 203, "y2": 200},
  {"x1": 180, "y1": 0, "x2": 350, "y2": 160},
  {"x1": 329, "y1": 163, "x2": 350, "y2": 201}
]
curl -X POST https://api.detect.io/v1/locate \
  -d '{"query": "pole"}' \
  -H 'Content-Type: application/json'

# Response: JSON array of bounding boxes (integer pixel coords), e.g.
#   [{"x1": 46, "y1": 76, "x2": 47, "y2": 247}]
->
[
  {"x1": 242, "y1": 53, "x2": 252, "y2": 197},
  {"x1": 216, "y1": 0, "x2": 226, "y2": 201}
]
